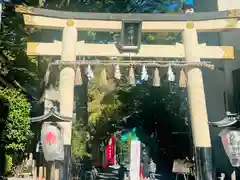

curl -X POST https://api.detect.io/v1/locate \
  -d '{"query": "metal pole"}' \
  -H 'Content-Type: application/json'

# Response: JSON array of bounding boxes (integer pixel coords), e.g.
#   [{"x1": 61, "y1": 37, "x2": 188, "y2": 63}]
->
[{"x1": 182, "y1": 22, "x2": 213, "y2": 180}]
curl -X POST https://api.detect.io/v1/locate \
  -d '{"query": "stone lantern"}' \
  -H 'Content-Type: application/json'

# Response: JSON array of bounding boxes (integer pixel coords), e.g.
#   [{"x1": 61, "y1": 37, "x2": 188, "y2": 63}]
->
[
  {"x1": 30, "y1": 107, "x2": 72, "y2": 180},
  {"x1": 210, "y1": 111, "x2": 240, "y2": 179}
]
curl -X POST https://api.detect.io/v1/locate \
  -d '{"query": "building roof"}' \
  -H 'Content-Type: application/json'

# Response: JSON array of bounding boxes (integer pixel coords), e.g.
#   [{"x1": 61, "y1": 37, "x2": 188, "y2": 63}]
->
[
  {"x1": 30, "y1": 107, "x2": 72, "y2": 123},
  {"x1": 209, "y1": 112, "x2": 240, "y2": 127}
]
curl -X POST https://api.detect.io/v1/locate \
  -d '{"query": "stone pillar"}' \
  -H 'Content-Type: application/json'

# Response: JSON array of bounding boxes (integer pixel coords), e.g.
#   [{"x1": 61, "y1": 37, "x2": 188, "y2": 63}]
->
[
  {"x1": 39, "y1": 166, "x2": 44, "y2": 180},
  {"x1": 32, "y1": 160, "x2": 37, "y2": 180},
  {"x1": 182, "y1": 22, "x2": 213, "y2": 180},
  {"x1": 55, "y1": 168, "x2": 60, "y2": 180},
  {"x1": 59, "y1": 19, "x2": 77, "y2": 180}
]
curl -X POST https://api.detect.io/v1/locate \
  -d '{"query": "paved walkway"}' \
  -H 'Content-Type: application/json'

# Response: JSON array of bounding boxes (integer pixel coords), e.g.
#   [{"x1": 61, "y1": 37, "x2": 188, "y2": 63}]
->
[{"x1": 7, "y1": 178, "x2": 32, "y2": 180}]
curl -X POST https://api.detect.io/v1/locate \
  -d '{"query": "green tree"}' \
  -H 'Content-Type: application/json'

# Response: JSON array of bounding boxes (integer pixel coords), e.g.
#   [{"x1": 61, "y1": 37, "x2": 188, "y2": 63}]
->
[
  {"x1": 72, "y1": 123, "x2": 90, "y2": 158},
  {"x1": 0, "y1": 88, "x2": 33, "y2": 163},
  {"x1": 88, "y1": 80, "x2": 189, "y2": 179},
  {"x1": 1, "y1": 0, "x2": 185, "y2": 174},
  {"x1": 0, "y1": 5, "x2": 43, "y2": 173},
  {"x1": 0, "y1": 4, "x2": 46, "y2": 100}
]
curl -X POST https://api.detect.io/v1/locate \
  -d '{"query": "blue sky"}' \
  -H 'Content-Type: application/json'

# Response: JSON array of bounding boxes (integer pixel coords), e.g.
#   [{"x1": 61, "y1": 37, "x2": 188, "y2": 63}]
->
[{"x1": 167, "y1": 0, "x2": 194, "y2": 11}]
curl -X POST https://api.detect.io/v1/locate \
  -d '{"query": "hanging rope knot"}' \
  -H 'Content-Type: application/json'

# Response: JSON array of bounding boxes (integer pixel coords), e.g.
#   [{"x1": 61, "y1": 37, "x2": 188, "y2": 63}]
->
[
  {"x1": 51, "y1": 60, "x2": 214, "y2": 89},
  {"x1": 51, "y1": 60, "x2": 214, "y2": 70}
]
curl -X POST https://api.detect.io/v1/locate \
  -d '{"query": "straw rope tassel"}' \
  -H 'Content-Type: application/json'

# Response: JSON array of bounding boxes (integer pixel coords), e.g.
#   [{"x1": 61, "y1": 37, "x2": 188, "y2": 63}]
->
[
  {"x1": 74, "y1": 65, "x2": 83, "y2": 86},
  {"x1": 179, "y1": 68, "x2": 187, "y2": 88},
  {"x1": 114, "y1": 64, "x2": 121, "y2": 80},
  {"x1": 100, "y1": 67, "x2": 108, "y2": 87},
  {"x1": 153, "y1": 67, "x2": 161, "y2": 87},
  {"x1": 43, "y1": 64, "x2": 51, "y2": 87},
  {"x1": 129, "y1": 66, "x2": 136, "y2": 86}
]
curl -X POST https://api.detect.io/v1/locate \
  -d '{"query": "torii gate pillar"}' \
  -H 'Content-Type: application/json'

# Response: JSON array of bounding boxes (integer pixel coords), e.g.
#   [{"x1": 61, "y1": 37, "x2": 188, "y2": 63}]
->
[
  {"x1": 182, "y1": 22, "x2": 213, "y2": 180},
  {"x1": 59, "y1": 19, "x2": 77, "y2": 180}
]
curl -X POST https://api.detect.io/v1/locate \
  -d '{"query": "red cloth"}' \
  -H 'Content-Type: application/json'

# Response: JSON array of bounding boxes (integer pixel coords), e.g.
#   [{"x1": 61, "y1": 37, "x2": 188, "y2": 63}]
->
[
  {"x1": 140, "y1": 167, "x2": 145, "y2": 178},
  {"x1": 105, "y1": 136, "x2": 116, "y2": 165}
]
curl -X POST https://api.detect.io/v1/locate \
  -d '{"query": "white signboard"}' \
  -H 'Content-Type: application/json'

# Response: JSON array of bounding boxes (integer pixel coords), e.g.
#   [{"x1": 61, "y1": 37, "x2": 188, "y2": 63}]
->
[
  {"x1": 130, "y1": 140, "x2": 141, "y2": 180},
  {"x1": 172, "y1": 159, "x2": 191, "y2": 174}
]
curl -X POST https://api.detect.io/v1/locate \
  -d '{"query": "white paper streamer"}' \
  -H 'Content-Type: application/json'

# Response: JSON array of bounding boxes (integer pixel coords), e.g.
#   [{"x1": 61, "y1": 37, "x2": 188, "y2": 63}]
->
[
  {"x1": 167, "y1": 66, "x2": 175, "y2": 82},
  {"x1": 114, "y1": 64, "x2": 121, "y2": 80},
  {"x1": 141, "y1": 65, "x2": 148, "y2": 81},
  {"x1": 86, "y1": 65, "x2": 94, "y2": 80}
]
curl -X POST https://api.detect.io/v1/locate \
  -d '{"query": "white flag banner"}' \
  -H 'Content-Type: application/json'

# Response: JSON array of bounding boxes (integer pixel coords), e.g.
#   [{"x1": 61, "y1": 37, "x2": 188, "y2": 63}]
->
[{"x1": 130, "y1": 140, "x2": 141, "y2": 180}]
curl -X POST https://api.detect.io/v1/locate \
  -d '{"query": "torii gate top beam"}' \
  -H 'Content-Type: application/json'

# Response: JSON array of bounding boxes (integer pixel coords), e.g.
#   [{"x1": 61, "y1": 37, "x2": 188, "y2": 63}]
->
[
  {"x1": 15, "y1": 6, "x2": 240, "y2": 32},
  {"x1": 16, "y1": 5, "x2": 235, "y2": 21}
]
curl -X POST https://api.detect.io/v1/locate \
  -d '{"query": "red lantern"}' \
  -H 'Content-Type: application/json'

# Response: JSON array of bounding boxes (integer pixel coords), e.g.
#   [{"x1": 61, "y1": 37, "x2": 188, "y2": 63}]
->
[{"x1": 41, "y1": 123, "x2": 64, "y2": 161}]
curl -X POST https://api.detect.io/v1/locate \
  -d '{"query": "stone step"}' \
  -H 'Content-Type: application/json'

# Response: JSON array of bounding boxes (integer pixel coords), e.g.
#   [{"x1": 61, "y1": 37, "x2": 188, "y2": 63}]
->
[{"x1": 97, "y1": 172, "x2": 118, "y2": 180}]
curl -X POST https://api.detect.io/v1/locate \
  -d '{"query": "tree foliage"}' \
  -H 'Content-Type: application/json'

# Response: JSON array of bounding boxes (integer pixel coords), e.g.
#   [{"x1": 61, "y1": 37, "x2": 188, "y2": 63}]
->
[
  {"x1": 0, "y1": 4, "x2": 39, "y2": 175},
  {"x1": 1, "y1": 0, "x2": 187, "y2": 174},
  {"x1": 0, "y1": 4, "x2": 45, "y2": 104},
  {"x1": 42, "y1": 0, "x2": 180, "y2": 13},
  {"x1": 72, "y1": 65, "x2": 189, "y2": 165},
  {"x1": 5, "y1": 154, "x2": 13, "y2": 175},
  {"x1": 72, "y1": 123, "x2": 90, "y2": 158},
  {"x1": 0, "y1": 88, "x2": 33, "y2": 154},
  {"x1": 92, "y1": 82, "x2": 189, "y2": 154}
]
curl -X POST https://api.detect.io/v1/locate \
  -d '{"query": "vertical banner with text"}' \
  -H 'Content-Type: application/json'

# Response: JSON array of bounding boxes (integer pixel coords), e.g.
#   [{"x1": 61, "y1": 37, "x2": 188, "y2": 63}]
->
[
  {"x1": 106, "y1": 135, "x2": 116, "y2": 166},
  {"x1": 130, "y1": 140, "x2": 141, "y2": 180}
]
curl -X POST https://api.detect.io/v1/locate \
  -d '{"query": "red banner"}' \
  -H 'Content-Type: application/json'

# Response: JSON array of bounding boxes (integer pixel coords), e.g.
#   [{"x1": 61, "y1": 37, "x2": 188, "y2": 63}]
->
[{"x1": 105, "y1": 135, "x2": 116, "y2": 166}]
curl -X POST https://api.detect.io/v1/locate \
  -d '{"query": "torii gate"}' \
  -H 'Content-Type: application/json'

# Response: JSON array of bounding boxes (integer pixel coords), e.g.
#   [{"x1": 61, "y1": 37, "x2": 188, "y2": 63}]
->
[{"x1": 15, "y1": 5, "x2": 240, "y2": 180}]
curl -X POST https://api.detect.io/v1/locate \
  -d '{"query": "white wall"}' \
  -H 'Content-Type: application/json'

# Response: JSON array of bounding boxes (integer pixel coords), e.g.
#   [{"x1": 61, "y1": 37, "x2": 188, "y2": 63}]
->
[
  {"x1": 217, "y1": 0, "x2": 240, "y2": 11},
  {"x1": 194, "y1": 0, "x2": 218, "y2": 12},
  {"x1": 218, "y1": 0, "x2": 240, "y2": 111}
]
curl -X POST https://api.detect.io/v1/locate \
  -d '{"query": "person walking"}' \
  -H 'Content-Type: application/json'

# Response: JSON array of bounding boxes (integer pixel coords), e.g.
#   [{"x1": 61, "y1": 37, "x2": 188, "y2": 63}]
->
[
  {"x1": 182, "y1": 0, "x2": 194, "y2": 13},
  {"x1": 118, "y1": 164, "x2": 126, "y2": 180},
  {"x1": 148, "y1": 159, "x2": 156, "y2": 180},
  {"x1": 140, "y1": 162, "x2": 145, "y2": 180}
]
